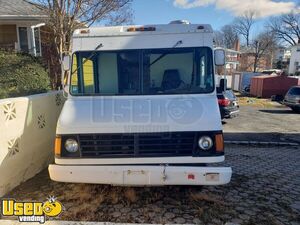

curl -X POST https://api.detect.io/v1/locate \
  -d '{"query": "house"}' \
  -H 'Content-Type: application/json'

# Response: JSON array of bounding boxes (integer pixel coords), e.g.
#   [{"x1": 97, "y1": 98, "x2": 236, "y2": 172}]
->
[
  {"x1": 0, "y1": 0, "x2": 47, "y2": 56},
  {"x1": 225, "y1": 48, "x2": 240, "y2": 75},
  {"x1": 274, "y1": 46, "x2": 291, "y2": 62},
  {"x1": 273, "y1": 46, "x2": 291, "y2": 71},
  {"x1": 239, "y1": 51, "x2": 272, "y2": 72},
  {"x1": 288, "y1": 44, "x2": 300, "y2": 75},
  {"x1": 215, "y1": 39, "x2": 241, "y2": 75}
]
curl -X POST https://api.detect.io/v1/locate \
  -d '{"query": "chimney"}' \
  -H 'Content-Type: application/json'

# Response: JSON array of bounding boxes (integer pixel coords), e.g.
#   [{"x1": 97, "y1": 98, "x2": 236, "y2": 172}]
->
[{"x1": 234, "y1": 38, "x2": 240, "y2": 52}]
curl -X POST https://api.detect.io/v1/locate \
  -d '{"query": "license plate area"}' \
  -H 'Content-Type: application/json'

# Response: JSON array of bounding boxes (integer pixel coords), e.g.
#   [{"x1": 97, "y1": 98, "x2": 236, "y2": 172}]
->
[{"x1": 123, "y1": 170, "x2": 150, "y2": 185}]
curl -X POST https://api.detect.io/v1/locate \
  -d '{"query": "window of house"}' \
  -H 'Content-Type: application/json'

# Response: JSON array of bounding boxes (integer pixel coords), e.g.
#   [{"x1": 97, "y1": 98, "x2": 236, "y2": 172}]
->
[
  {"x1": 34, "y1": 28, "x2": 41, "y2": 55},
  {"x1": 18, "y1": 27, "x2": 29, "y2": 53}
]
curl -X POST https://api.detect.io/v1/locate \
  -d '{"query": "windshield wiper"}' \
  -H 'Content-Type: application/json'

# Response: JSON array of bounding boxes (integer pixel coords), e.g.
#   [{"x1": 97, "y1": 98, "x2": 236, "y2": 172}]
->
[
  {"x1": 71, "y1": 43, "x2": 103, "y2": 75},
  {"x1": 150, "y1": 40, "x2": 183, "y2": 66}
]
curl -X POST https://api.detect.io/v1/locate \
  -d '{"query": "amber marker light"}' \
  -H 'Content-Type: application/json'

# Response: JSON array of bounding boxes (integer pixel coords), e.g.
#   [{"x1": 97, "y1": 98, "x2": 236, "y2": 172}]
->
[
  {"x1": 215, "y1": 134, "x2": 224, "y2": 152},
  {"x1": 54, "y1": 136, "x2": 62, "y2": 156}
]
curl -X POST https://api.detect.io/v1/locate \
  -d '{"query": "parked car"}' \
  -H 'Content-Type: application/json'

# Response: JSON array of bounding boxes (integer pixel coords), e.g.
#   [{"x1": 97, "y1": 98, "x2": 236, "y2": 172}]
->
[
  {"x1": 217, "y1": 88, "x2": 239, "y2": 119},
  {"x1": 283, "y1": 86, "x2": 300, "y2": 113}
]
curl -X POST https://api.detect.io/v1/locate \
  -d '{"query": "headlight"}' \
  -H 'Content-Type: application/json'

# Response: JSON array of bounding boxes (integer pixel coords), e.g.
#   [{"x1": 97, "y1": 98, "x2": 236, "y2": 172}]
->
[
  {"x1": 65, "y1": 139, "x2": 79, "y2": 153},
  {"x1": 198, "y1": 136, "x2": 213, "y2": 150}
]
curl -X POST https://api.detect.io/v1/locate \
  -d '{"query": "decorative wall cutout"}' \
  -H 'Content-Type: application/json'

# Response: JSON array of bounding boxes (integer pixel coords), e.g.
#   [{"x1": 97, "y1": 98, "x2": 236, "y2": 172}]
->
[
  {"x1": 55, "y1": 93, "x2": 62, "y2": 106},
  {"x1": 3, "y1": 103, "x2": 16, "y2": 121},
  {"x1": 37, "y1": 114, "x2": 46, "y2": 129},
  {"x1": 7, "y1": 138, "x2": 20, "y2": 157}
]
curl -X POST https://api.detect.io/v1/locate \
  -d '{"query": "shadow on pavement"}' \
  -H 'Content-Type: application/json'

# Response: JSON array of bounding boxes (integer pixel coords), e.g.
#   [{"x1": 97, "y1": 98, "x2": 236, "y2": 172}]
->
[
  {"x1": 259, "y1": 109, "x2": 298, "y2": 114},
  {"x1": 224, "y1": 132, "x2": 300, "y2": 144}
]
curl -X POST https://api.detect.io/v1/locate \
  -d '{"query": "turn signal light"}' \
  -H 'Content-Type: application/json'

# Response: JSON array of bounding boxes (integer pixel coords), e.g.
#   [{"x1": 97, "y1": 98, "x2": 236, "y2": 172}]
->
[
  {"x1": 215, "y1": 134, "x2": 224, "y2": 152},
  {"x1": 54, "y1": 136, "x2": 62, "y2": 156}
]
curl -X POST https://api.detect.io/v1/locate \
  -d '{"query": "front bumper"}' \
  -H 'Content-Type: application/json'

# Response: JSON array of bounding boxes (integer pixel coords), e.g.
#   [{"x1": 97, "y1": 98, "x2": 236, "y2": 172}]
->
[
  {"x1": 222, "y1": 108, "x2": 239, "y2": 118},
  {"x1": 283, "y1": 101, "x2": 300, "y2": 108},
  {"x1": 49, "y1": 164, "x2": 232, "y2": 186},
  {"x1": 228, "y1": 109, "x2": 240, "y2": 117}
]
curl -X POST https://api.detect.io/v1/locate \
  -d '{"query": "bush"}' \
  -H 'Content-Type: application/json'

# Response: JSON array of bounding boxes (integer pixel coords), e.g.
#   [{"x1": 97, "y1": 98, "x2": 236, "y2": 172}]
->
[{"x1": 0, "y1": 51, "x2": 50, "y2": 99}]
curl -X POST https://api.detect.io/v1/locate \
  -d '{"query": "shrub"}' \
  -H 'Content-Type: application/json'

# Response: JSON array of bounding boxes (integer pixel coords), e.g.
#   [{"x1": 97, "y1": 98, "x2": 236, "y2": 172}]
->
[{"x1": 0, "y1": 51, "x2": 50, "y2": 99}]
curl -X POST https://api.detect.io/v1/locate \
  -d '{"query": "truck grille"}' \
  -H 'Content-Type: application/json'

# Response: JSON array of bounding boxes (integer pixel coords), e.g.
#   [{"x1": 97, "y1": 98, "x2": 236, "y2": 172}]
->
[{"x1": 78, "y1": 132, "x2": 199, "y2": 158}]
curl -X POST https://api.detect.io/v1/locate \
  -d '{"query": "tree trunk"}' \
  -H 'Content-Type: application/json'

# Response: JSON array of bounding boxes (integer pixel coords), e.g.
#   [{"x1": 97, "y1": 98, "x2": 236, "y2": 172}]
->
[{"x1": 253, "y1": 55, "x2": 258, "y2": 72}]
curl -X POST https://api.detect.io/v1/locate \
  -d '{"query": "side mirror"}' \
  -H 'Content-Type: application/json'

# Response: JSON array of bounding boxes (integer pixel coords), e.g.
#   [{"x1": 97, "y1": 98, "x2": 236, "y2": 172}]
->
[
  {"x1": 61, "y1": 55, "x2": 71, "y2": 92},
  {"x1": 214, "y1": 49, "x2": 225, "y2": 66},
  {"x1": 219, "y1": 78, "x2": 227, "y2": 92},
  {"x1": 62, "y1": 55, "x2": 71, "y2": 71}
]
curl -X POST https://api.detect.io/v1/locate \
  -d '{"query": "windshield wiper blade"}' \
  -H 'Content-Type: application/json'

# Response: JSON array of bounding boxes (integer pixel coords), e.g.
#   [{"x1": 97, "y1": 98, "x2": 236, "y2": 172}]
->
[
  {"x1": 71, "y1": 43, "x2": 103, "y2": 75},
  {"x1": 150, "y1": 40, "x2": 183, "y2": 66}
]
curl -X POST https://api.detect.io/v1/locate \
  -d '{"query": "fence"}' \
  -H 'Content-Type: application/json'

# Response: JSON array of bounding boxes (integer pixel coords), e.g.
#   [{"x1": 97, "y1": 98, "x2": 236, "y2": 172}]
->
[{"x1": 0, "y1": 91, "x2": 64, "y2": 196}]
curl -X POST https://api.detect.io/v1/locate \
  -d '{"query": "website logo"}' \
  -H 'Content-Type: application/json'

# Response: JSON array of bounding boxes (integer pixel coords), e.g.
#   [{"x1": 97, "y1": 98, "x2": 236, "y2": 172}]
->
[{"x1": 1, "y1": 196, "x2": 63, "y2": 224}]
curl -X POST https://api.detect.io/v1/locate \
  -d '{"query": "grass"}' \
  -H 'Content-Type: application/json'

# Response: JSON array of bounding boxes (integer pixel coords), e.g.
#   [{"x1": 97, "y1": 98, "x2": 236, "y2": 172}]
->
[{"x1": 234, "y1": 92, "x2": 286, "y2": 108}]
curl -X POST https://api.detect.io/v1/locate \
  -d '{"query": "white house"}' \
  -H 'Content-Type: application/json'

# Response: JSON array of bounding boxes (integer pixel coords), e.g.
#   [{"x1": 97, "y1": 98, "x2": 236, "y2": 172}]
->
[
  {"x1": 225, "y1": 48, "x2": 240, "y2": 74},
  {"x1": 288, "y1": 44, "x2": 300, "y2": 75}
]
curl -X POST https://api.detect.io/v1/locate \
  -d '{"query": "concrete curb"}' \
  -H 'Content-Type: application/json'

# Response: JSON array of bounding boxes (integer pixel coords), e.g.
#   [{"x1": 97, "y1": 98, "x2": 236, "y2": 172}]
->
[{"x1": 224, "y1": 140, "x2": 300, "y2": 146}]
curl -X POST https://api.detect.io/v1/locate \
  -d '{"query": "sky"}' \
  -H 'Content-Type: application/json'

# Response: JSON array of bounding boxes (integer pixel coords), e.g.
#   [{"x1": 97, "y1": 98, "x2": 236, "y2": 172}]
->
[{"x1": 132, "y1": 0, "x2": 300, "y2": 32}]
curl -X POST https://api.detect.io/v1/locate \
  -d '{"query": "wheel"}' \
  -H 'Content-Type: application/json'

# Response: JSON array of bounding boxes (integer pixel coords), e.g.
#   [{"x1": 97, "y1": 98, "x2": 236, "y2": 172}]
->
[{"x1": 291, "y1": 107, "x2": 300, "y2": 113}]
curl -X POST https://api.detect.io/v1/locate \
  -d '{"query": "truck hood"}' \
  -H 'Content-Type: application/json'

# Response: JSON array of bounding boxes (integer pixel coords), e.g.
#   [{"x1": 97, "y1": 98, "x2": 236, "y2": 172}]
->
[{"x1": 57, "y1": 94, "x2": 222, "y2": 134}]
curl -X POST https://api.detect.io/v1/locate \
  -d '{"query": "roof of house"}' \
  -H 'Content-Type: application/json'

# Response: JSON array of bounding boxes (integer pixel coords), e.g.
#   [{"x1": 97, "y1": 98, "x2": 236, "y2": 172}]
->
[{"x1": 0, "y1": 0, "x2": 47, "y2": 19}]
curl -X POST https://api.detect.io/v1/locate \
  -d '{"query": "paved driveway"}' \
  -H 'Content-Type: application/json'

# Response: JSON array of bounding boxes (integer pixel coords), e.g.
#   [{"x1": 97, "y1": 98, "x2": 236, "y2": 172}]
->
[
  {"x1": 2, "y1": 144, "x2": 299, "y2": 225},
  {"x1": 223, "y1": 104, "x2": 300, "y2": 134},
  {"x1": 1, "y1": 102, "x2": 300, "y2": 225},
  {"x1": 223, "y1": 104, "x2": 300, "y2": 144}
]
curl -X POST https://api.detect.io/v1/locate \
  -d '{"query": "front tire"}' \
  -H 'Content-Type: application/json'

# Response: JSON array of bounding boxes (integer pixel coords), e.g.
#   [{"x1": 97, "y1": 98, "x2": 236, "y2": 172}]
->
[{"x1": 291, "y1": 107, "x2": 300, "y2": 113}]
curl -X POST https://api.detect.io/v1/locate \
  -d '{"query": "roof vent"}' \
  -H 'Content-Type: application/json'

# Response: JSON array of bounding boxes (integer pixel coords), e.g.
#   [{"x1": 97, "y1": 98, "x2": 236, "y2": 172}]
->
[{"x1": 169, "y1": 20, "x2": 191, "y2": 25}]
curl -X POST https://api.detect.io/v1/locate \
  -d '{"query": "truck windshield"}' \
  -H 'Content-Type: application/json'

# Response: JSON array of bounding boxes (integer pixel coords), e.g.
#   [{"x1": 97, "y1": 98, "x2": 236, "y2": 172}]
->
[{"x1": 70, "y1": 47, "x2": 214, "y2": 95}]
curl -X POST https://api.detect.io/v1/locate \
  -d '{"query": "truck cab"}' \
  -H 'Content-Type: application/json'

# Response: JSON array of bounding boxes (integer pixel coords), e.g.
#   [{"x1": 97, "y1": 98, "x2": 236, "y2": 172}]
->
[{"x1": 49, "y1": 22, "x2": 232, "y2": 185}]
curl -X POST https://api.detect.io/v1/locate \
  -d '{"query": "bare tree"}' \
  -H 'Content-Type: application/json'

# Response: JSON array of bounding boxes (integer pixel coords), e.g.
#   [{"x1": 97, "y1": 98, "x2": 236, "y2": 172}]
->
[
  {"x1": 214, "y1": 25, "x2": 238, "y2": 49},
  {"x1": 252, "y1": 32, "x2": 277, "y2": 72},
  {"x1": 268, "y1": 12, "x2": 300, "y2": 46},
  {"x1": 233, "y1": 10, "x2": 256, "y2": 46},
  {"x1": 37, "y1": 0, "x2": 133, "y2": 88},
  {"x1": 221, "y1": 24, "x2": 238, "y2": 49},
  {"x1": 213, "y1": 30, "x2": 225, "y2": 47}
]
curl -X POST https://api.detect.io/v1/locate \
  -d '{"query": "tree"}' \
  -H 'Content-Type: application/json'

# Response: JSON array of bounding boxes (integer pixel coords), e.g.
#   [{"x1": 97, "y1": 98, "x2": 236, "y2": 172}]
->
[
  {"x1": 214, "y1": 25, "x2": 238, "y2": 49},
  {"x1": 213, "y1": 30, "x2": 225, "y2": 47},
  {"x1": 221, "y1": 24, "x2": 238, "y2": 49},
  {"x1": 268, "y1": 12, "x2": 300, "y2": 46},
  {"x1": 252, "y1": 32, "x2": 277, "y2": 72},
  {"x1": 37, "y1": 0, "x2": 133, "y2": 88},
  {"x1": 233, "y1": 10, "x2": 256, "y2": 46}
]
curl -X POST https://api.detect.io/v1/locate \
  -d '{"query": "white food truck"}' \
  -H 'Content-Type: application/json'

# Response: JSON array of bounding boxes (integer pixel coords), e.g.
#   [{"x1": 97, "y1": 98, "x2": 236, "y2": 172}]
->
[{"x1": 49, "y1": 21, "x2": 232, "y2": 185}]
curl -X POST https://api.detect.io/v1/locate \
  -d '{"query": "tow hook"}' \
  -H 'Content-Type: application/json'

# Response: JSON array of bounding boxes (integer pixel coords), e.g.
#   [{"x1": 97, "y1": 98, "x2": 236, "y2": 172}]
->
[{"x1": 161, "y1": 164, "x2": 168, "y2": 181}]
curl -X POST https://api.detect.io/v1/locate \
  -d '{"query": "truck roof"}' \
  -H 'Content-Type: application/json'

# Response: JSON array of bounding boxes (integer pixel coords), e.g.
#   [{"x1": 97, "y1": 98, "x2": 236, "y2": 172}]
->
[{"x1": 73, "y1": 24, "x2": 213, "y2": 38}]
